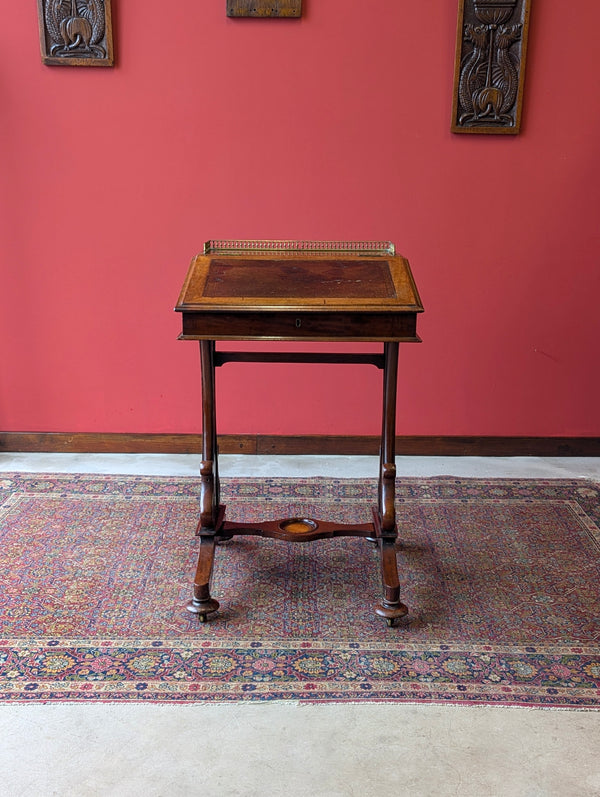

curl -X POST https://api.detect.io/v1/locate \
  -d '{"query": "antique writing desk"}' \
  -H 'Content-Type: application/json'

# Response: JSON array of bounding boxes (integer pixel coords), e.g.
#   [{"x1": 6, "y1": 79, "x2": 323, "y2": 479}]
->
[{"x1": 175, "y1": 240, "x2": 423, "y2": 625}]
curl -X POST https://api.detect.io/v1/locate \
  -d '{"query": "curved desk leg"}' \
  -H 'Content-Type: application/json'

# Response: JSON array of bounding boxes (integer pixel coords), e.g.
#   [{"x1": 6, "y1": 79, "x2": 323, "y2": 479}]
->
[
  {"x1": 200, "y1": 340, "x2": 219, "y2": 529},
  {"x1": 375, "y1": 341, "x2": 408, "y2": 626},
  {"x1": 187, "y1": 340, "x2": 221, "y2": 622},
  {"x1": 188, "y1": 536, "x2": 220, "y2": 622}
]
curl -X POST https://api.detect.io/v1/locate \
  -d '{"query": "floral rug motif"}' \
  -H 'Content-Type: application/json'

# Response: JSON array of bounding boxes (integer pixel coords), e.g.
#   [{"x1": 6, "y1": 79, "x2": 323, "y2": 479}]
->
[{"x1": 1, "y1": 473, "x2": 599, "y2": 706}]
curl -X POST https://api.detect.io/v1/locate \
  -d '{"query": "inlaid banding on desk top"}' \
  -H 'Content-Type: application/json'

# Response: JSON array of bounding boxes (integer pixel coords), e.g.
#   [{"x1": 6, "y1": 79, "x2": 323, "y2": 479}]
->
[{"x1": 203, "y1": 259, "x2": 397, "y2": 300}]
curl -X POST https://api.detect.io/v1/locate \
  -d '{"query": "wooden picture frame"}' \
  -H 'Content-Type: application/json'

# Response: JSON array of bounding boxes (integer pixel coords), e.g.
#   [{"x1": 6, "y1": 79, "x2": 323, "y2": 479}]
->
[
  {"x1": 37, "y1": 0, "x2": 114, "y2": 67},
  {"x1": 227, "y1": 0, "x2": 302, "y2": 18},
  {"x1": 451, "y1": 0, "x2": 531, "y2": 134}
]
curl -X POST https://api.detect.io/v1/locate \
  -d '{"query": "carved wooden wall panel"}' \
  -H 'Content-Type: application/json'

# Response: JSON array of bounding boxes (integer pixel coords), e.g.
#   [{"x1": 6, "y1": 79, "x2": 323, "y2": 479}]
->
[
  {"x1": 227, "y1": 0, "x2": 302, "y2": 17},
  {"x1": 452, "y1": 0, "x2": 531, "y2": 134},
  {"x1": 37, "y1": 0, "x2": 114, "y2": 66}
]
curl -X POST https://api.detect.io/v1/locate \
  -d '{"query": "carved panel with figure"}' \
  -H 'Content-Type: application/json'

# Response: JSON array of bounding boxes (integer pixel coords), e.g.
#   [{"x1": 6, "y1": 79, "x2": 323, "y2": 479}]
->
[
  {"x1": 452, "y1": 0, "x2": 531, "y2": 134},
  {"x1": 37, "y1": 0, "x2": 114, "y2": 66}
]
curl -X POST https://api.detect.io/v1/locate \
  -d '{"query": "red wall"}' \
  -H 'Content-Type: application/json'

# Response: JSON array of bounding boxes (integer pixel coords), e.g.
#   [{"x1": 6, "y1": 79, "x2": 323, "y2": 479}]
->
[{"x1": 2, "y1": 1, "x2": 599, "y2": 437}]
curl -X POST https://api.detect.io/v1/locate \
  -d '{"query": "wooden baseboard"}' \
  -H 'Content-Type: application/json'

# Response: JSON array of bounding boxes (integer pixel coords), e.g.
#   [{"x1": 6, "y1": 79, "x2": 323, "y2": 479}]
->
[{"x1": 1, "y1": 432, "x2": 599, "y2": 457}]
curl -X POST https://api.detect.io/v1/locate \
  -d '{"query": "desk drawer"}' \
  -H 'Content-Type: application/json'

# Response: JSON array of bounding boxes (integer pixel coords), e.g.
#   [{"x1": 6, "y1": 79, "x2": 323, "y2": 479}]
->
[{"x1": 179, "y1": 311, "x2": 420, "y2": 342}]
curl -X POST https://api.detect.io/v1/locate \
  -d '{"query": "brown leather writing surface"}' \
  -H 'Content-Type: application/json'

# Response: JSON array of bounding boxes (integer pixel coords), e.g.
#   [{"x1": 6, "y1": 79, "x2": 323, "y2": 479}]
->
[{"x1": 203, "y1": 259, "x2": 397, "y2": 300}]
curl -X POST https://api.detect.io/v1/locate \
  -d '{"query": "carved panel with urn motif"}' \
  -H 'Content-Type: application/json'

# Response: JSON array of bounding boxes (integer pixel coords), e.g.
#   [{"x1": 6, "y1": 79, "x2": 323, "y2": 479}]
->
[
  {"x1": 452, "y1": 0, "x2": 531, "y2": 134},
  {"x1": 37, "y1": 0, "x2": 114, "y2": 66}
]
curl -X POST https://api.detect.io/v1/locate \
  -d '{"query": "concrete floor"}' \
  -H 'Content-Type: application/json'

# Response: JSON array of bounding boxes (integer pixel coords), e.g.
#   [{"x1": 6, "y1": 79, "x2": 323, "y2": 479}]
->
[{"x1": 1, "y1": 454, "x2": 600, "y2": 797}]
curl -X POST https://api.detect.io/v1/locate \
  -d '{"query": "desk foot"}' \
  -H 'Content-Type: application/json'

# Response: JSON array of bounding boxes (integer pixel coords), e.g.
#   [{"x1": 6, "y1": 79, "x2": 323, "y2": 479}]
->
[
  {"x1": 186, "y1": 596, "x2": 220, "y2": 623},
  {"x1": 188, "y1": 535, "x2": 220, "y2": 623},
  {"x1": 374, "y1": 520, "x2": 408, "y2": 627},
  {"x1": 375, "y1": 601, "x2": 409, "y2": 627}
]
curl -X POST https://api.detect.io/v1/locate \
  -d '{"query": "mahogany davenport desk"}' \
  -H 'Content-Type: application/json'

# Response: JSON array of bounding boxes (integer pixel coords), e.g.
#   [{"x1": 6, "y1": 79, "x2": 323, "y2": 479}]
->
[{"x1": 175, "y1": 240, "x2": 423, "y2": 626}]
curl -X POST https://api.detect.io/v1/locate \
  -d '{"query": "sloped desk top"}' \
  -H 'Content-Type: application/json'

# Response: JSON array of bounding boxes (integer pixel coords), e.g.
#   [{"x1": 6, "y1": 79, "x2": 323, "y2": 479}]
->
[{"x1": 175, "y1": 252, "x2": 423, "y2": 341}]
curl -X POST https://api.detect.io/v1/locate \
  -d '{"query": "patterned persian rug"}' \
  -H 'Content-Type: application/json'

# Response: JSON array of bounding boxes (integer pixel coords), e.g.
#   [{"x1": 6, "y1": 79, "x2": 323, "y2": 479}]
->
[{"x1": 1, "y1": 473, "x2": 599, "y2": 707}]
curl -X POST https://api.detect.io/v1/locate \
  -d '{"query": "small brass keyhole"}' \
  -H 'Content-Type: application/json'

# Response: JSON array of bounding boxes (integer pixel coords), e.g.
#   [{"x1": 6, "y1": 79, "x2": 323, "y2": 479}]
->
[{"x1": 295, "y1": 318, "x2": 302, "y2": 328}]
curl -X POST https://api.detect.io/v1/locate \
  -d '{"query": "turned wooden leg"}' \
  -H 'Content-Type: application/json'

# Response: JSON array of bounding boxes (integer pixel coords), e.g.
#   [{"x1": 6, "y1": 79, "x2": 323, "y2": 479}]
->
[
  {"x1": 374, "y1": 342, "x2": 408, "y2": 626},
  {"x1": 187, "y1": 536, "x2": 220, "y2": 622},
  {"x1": 379, "y1": 341, "x2": 398, "y2": 533},
  {"x1": 374, "y1": 537, "x2": 408, "y2": 626},
  {"x1": 199, "y1": 340, "x2": 220, "y2": 529},
  {"x1": 187, "y1": 340, "x2": 222, "y2": 622}
]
